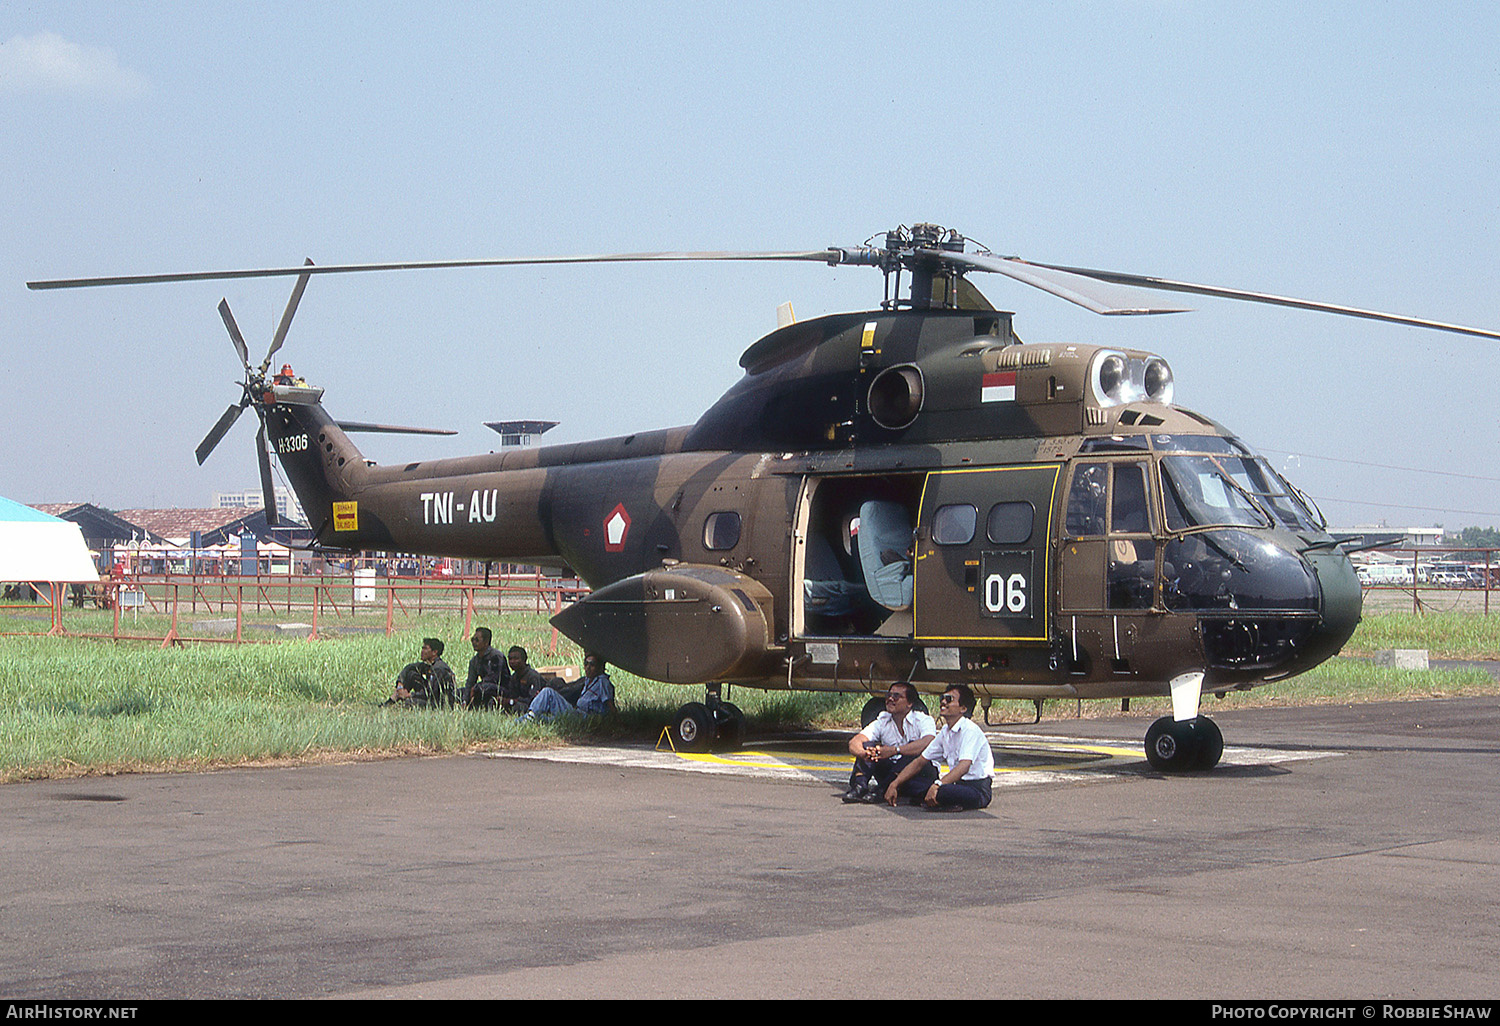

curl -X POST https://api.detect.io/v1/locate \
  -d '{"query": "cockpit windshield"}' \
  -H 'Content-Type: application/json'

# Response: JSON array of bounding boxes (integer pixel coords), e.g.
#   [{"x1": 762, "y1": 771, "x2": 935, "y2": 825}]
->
[
  {"x1": 1161, "y1": 456, "x2": 1270, "y2": 530},
  {"x1": 1151, "y1": 435, "x2": 1324, "y2": 532},
  {"x1": 1230, "y1": 456, "x2": 1325, "y2": 532}
]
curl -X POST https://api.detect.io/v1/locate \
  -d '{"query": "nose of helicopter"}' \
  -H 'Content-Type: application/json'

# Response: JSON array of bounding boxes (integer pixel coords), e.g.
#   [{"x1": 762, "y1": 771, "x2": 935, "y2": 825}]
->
[{"x1": 1304, "y1": 548, "x2": 1364, "y2": 665}]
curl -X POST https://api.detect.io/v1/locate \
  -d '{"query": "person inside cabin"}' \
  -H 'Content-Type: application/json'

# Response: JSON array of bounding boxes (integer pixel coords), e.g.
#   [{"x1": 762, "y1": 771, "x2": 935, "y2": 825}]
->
[
  {"x1": 521, "y1": 653, "x2": 616, "y2": 722},
  {"x1": 462, "y1": 627, "x2": 508, "y2": 709},
  {"x1": 842, "y1": 680, "x2": 937, "y2": 804},
  {"x1": 885, "y1": 684, "x2": 995, "y2": 811}
]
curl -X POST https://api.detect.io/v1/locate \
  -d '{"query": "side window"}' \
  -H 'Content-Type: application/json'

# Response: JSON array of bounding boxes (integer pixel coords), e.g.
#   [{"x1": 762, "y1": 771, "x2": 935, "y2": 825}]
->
[
  {"x1": 986, "y1": 501, "x2": 1034, "y2": 544},
  {"x1": 932, "y1": 504, "x2": 978, "y2": 545},
  {"x1": 1108, "y1": 463, "x2": 1154, "y2": 610},
  {"x1": 703, "y1": 511, "x2": 742, "y2": 551},
  {"x1": 1066, "y1": 464, "x2": 1108, "y2": 536},
  {"x1": 1111, "y1": 463, "x2": 1150, "y2": 534}
]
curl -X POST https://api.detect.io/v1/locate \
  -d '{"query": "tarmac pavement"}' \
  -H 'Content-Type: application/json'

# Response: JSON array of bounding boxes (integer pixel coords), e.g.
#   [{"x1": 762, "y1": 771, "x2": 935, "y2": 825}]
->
[{"x1": 1, "y1": 697, "x2": 1497, "y2": 1000}]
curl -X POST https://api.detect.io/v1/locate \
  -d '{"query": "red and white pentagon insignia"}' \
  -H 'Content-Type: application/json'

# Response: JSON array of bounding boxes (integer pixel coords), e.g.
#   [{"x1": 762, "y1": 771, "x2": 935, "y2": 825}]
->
[{"x1": 604, "y1": 503, "x2": 631, "y2": 552}]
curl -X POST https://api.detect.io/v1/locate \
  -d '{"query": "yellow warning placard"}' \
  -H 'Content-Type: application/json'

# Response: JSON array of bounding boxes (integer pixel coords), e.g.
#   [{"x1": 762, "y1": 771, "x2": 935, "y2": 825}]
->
[{"x1": 332, "y1": 501, "x2": 358, "y2": 532}]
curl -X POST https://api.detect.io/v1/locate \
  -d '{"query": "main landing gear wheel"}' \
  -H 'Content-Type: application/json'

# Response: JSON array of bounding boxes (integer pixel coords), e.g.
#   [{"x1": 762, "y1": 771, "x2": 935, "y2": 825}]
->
[
  {"x1": 1144, "y1": 715, "x2": 1223, "y2": 772},
  {"x1": 671, "y1": 702, "x2": 714, "y2": 752},
  {"x1": 669, "y1": 687, "x2": 748, "y2": 753}
]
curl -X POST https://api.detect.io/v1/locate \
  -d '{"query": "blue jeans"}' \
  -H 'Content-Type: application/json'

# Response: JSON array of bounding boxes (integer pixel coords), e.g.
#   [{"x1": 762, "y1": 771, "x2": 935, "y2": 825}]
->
[{"x1": 527, "y1": 686, "x2": 576, "y2": 719}]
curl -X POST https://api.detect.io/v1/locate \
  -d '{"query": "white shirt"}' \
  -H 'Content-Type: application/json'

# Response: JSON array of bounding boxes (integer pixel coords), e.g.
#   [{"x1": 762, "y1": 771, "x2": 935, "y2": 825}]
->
[
  {"x1": 859, "y1": 709, "x2": 937, "y2": 751},
  {"x1": 921, "y1": 717, "x2": 995, "y2": 781}
]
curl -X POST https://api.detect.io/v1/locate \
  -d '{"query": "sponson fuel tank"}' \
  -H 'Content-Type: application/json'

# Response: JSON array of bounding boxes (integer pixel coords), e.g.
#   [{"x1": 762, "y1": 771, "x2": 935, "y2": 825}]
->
[{"x1": 551, "y1": 564, "x2": 781, "y2": 684}]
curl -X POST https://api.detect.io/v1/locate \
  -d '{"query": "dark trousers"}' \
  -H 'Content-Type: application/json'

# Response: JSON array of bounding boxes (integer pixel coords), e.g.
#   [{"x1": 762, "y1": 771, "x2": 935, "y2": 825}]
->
[
  {"x1": 933, "y1": 775, "x2": 993, "y2": 810},
  {"x1": 851, "y1": 756, "x2": 938, "y2": 801},
  {"x1": 463, "y1": 683, "x2": 498, "y2": 709}
]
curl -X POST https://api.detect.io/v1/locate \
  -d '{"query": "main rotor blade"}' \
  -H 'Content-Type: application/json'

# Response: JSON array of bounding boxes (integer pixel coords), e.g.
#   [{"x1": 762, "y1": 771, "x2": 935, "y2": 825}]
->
[
  {"x1": 263, "y1": 258, "x2": 313, "y2": 373},
  {"x1": 946, "y1": 252, "x2": 1192, "y2": 316},
  {"x1": 256, "y1": 424, "x2": 279, "y2": 527},
  {"x1": 27, "y1": 250, "x2": 842, "y2": 290},
  {"x1": 218, "y1": 299, "x2": 250, "y2": 369},
  {"x1": 195, "y1": 401, "x2": 246, "y2": 465},
  {"x1": 1015, "y1": 258, "x2": 1500, "y2": 341},
  {"x1": 335, "y1": 420, "x2": 457, "y2": 435}
]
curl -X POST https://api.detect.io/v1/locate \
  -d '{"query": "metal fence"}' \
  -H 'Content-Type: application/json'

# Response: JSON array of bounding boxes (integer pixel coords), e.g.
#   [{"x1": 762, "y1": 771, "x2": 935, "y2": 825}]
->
[
  {"x1": 9, "y1": 544, "x2": 1500, "y2": 648},
  {"x1": 0, "y1": 571, "x2": 589, "y2": 647},
  {"x1": 1353, "y1": 546, "x2": 1500, "y2": 614}
]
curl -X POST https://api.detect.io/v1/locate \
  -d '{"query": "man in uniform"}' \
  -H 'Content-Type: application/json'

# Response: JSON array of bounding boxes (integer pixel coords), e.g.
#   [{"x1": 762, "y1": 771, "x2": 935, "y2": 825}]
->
[
  {"x1": 886, "y1": 684, "x2": 995, "y2": 811},
  {"x1": 842, "y1": 681, "x2": 937, "y2": 804},
  {"x1": 500, "y1": 644, "x2": 544, "y2": 713},
  {"x1": 386, "y1": 637, "x2": 456, "y2": 708},
  {"x1": 462, "y1": 627, "x2": 507, "y2": 709}
]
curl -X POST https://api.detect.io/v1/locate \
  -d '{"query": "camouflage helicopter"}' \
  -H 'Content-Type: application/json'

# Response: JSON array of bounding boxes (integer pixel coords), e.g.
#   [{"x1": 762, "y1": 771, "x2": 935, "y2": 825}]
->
[{"x1": 31, "y1": 224, "x2": 1500, "y2": 769}]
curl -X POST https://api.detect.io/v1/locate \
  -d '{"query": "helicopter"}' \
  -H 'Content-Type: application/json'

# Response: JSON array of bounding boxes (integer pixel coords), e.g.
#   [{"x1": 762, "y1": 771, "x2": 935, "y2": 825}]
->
[{"x1": 30, "y1": 223, "x2": 1500, "y2": 770}]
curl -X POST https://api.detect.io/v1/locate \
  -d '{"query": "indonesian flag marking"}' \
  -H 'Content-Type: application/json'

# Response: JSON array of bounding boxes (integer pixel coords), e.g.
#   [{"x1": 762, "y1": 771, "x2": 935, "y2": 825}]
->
[{"x1": 982, "y1": 370, "x2": 1017, "y2": 403}]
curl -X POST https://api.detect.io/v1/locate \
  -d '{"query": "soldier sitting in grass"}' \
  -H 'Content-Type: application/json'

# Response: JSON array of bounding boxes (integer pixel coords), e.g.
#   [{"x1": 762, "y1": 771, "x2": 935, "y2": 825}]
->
[
  {"x1": 500, "y1": 644, "x2": 544, "y2": 713},
  {"x1": 385, "y1": 637, "x2": 455, "y2": 708}
]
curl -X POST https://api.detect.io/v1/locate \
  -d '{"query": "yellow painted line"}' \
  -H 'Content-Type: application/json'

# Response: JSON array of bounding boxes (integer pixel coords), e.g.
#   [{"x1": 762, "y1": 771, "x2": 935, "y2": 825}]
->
[
  {"x1": 674, "y1": 750, "x2": 850, "y2": 772},
  {"x1": 672, "y1": 740, "x2": 1141, "y2": 773}
]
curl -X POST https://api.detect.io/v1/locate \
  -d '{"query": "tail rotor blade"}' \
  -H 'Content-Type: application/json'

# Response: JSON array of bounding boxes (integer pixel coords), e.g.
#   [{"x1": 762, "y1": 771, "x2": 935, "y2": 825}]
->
[
  {"x1": 256, "y1": 424, "x2": 280, "y2": 527},
  {"x1": 196, "y1": 401, "x2": 246, "y2": 465},
  {"x1": 264, "y1": 258, "x2": 313, "y2": 372},
  {"x1": 218, "y1": 299, "x2": 251, "y2": 370}
]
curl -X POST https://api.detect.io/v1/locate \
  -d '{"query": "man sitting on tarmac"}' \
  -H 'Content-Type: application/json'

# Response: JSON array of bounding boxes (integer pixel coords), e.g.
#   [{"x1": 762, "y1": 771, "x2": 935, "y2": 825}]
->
[
  {"x1": 885, "y1": 684, "x2": 995, "y2": 811},
  {"x1": 842, "y1": 681, "x2": 937, "y2": 804}
]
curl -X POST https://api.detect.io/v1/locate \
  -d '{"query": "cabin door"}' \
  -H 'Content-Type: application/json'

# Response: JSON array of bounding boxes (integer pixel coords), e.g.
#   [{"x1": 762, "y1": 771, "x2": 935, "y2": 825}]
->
[{"x1": 913, "y1": 464, "x2": 1062, "y2": 645}]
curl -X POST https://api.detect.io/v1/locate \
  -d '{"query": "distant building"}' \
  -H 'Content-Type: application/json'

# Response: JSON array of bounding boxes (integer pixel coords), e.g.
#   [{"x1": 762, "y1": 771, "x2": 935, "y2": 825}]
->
[
  {"x1": 215, "y1": 487, "x2": 306, "y2": 525},
  {"x1": 483, "y1": 421, "x2": 558, "y2": 447},
  {"x1": 30, "y1": 503, "x2": 161, "y2": 552},
  {"x1": 1333, "y1": 525, "x2": 1444, "y2": 548},
  {"x1": 118, "y1": 508, "x2": 280, "y2": 547}
]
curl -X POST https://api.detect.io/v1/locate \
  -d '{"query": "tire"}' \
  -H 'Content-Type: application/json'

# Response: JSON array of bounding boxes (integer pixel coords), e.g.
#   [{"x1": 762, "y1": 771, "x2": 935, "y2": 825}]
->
[
  {"x1": 717, "y1": 702, "x2": 746, "y2": 751},
  {"x1": 671, "y1": 702, "x2": 714, "y2": 753},
  {"x1": 1193, "y1": 717, "x2": 1224, "y2": 771},
  {"x1": 1145, "y1": 716, "x2": 1201, "y2": 772}
]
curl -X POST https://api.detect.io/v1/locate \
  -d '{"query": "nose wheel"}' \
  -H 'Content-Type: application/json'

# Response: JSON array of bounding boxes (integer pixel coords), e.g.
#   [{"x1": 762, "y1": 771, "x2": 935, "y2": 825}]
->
[{"x1": 1144, "y1": 715, "x2": 1223, "y2": 772}]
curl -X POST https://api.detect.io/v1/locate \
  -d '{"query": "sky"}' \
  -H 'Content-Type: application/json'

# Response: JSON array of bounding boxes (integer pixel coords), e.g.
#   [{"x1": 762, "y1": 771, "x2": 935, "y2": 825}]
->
[{"x1": 3, "y1": 2, "x2": 1499, "y2": 530}]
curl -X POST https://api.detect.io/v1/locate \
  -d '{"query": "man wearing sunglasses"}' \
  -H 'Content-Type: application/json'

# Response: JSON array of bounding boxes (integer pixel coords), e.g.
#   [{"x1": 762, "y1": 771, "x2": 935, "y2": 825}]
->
[
  {"x1": 842, "y1": 681, "x2": 937, "y2": 804},
  {"x1": 886, "y1": 684, "x2": 995, "y2": 811}
]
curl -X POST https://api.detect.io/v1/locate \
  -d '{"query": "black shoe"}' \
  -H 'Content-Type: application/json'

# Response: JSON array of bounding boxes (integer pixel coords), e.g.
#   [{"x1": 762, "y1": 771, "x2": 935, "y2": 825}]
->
[{"x1": 842, "y1": 782, "x2": 869, "y2": 804}]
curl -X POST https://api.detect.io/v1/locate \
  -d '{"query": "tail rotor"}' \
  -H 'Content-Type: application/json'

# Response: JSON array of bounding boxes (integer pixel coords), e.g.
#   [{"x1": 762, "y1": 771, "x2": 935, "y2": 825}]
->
[{"x1": 194, "y1": 261, "x2": 316, "y2": 527}]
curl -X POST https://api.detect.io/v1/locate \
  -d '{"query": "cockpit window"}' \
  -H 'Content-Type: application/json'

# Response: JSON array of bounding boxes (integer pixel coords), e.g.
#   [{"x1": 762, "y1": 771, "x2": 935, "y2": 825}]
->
[
  {"x1": 1112, "y1": 463, "x2": 1151, "y2": 534},
  {"x1": 1229, "y1": 458, "x2": 1324, "y2": 532},
  {"x1": 1080, "y1": 435, "x2": 1150, "y2": 453},
  {"x1": 1065, "y1": 464, "x2": 1109, "y2": 536},
  {"x1": 1161, "y1": 456, "x2": 1271, "y2": 530},
  {"x1": 1150, "y1": 434, "x2": 1250, "y2": 455},
  {"x1": 1152, "y1": 436, "x2": 1323, "y2": 530}
]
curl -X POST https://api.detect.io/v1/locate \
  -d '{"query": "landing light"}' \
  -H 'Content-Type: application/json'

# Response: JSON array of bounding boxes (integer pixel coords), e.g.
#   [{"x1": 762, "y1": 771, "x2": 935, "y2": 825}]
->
[{"x1": 1090, "y1": 351, "x2": 1174, "y2": 407}]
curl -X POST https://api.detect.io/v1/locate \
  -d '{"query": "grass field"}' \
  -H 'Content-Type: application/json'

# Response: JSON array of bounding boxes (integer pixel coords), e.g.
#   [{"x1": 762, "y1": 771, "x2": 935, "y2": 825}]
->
[{"x1": 1, "y1": 609, "x2": 1497, "y2": 782}]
